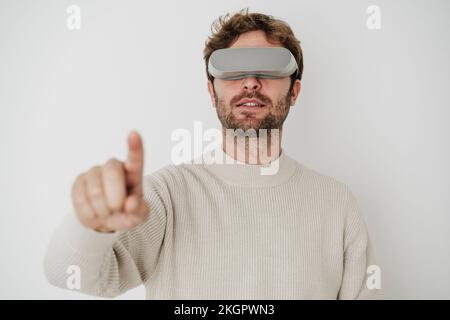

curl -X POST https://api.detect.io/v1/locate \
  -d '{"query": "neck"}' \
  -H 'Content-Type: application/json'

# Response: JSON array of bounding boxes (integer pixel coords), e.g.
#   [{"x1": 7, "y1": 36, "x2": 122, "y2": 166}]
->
[{"x1": 221, "y1": 127, "x2": 283, "y2": 165}]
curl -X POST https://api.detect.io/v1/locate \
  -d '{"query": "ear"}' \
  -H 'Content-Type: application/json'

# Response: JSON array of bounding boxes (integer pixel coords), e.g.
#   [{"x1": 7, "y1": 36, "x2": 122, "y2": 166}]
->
[
  {"x1": 207, "y1": 80, "x2": 217, "y2": 108},
  {"x1": 289, "y1": 80, "x2": 302, "y2": 107}
]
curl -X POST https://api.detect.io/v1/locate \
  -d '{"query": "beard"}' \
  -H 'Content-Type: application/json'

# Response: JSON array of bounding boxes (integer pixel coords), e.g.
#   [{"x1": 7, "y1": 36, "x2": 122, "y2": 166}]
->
[{"x1": 214, "y1": 88, "x2": 292, "y2": 136}]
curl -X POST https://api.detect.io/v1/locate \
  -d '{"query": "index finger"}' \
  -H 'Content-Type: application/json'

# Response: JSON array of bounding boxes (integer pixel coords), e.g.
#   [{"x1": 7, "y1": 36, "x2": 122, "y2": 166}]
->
[{"x1": 125, "y1": 130, "x2": 144, "y2": 195}]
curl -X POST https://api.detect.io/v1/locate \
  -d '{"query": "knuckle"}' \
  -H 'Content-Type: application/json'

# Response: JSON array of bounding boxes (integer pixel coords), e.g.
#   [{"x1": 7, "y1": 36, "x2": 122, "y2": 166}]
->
[
  {"x1": 71, "y1": 182, "x2": 86, "y2": 205},
  {"x1": 72, "y1": 193, "x2": 85, "y2": 206},
  {"x1": 104, "y1": 158, "x2": 121, "y2": 169},
  {"x1": 88, "y1": 165, "x2": 101, "y2": 175},
  {"x1": 88, "y1": 187, "x2": 103, "y2": 198}
]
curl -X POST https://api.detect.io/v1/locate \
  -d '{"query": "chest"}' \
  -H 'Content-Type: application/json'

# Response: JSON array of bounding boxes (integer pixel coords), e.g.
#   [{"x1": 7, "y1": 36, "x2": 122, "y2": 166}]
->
[{"x1": 159, "y1": 191, "x2": 345, "y2": 298}]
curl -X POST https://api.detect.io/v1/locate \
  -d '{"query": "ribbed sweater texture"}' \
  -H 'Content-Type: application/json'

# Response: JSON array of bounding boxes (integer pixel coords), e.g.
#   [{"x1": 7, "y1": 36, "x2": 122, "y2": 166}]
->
[{"x1": 44, "y1": 147, "x2": 383, "y2": 299}]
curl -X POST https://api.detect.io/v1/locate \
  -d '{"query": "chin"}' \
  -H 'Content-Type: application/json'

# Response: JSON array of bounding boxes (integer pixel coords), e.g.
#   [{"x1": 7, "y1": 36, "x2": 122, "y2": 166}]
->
[{"x1": 234, "y1": 121, "x2": 265, "y2": 133}]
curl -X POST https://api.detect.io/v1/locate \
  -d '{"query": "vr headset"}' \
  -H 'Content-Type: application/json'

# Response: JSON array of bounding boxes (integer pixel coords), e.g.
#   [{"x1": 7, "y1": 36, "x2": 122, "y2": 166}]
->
[{"x1": 208, "y1": 47, "x2": 298, "y2": 80}]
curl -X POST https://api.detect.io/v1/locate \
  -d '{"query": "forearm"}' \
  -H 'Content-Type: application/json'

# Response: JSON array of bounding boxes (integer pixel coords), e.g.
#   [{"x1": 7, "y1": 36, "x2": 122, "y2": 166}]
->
[{"x1": 43, "y1": 213, "x2": 131, "y2": 298}]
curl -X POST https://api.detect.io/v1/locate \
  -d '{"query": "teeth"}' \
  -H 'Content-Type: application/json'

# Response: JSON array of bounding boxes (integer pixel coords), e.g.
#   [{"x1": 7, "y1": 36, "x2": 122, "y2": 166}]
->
[{"x1": 241, "y1": 102, "x2": 260, "y2": 106}]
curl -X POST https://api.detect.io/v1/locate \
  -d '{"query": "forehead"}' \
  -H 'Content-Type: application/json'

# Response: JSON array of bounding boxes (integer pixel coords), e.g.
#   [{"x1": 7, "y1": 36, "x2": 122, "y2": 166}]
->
[{"x1": 230, "y1": 30, "x2": 282, "y2": 48}]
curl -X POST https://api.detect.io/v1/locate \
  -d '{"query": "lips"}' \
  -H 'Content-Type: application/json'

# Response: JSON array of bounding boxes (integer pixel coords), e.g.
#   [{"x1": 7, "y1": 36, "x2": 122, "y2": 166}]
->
[{"x1": 236, "y1": 98, "x2": 266, "y2": 107}]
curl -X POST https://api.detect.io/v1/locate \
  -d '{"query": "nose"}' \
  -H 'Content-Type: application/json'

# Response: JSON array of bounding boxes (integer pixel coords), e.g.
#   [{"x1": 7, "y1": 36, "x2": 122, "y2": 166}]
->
[{"x1": 241, "y1": 76, "x2": 261, "y2": 91}]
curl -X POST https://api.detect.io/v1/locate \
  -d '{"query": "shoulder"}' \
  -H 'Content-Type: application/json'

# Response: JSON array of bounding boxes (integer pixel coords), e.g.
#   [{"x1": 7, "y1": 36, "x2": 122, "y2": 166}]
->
[
  {"x1": 294, "y1": 162, "x2": 367, "y2": 227},
  {"x1": 291, "y1": 160, "x2": 367, "y2": 230},
  {"x1": 291, "y1": 158, "x2": 353, "y2": 201}
]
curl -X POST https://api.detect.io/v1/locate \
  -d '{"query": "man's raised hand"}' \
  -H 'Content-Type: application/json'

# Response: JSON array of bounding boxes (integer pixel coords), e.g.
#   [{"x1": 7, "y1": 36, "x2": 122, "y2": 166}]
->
[{"x1": 71, "y1": 131, "x2": 149, "y2": 232}]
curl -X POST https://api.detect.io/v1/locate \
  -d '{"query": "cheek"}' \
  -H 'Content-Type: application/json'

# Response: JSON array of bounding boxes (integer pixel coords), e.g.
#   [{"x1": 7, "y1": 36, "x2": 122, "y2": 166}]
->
[
  {"x1": 267, "y1": 79, "x2": 290, "y2": 92},
  {"x1": 216, "y1": 84, "x2": 238, "y2": 106},
  {"x1": 268, "y1": 82, "x2": 291, "y2": 103}
]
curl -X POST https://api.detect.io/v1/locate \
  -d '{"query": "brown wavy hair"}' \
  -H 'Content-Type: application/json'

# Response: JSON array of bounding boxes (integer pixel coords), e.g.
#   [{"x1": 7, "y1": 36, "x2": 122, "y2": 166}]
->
[{"x1": 203, "y1": 8, "x2": 303, "y2": 90}]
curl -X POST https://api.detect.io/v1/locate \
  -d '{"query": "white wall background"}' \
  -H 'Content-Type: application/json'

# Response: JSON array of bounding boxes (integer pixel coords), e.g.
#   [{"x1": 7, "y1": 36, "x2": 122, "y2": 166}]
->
[{"x1": 1, "y1": 0, "x2": 449, "y2": 299}]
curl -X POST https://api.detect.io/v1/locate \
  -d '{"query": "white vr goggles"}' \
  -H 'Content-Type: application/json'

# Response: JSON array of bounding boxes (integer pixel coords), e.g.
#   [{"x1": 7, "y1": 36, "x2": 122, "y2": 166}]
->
[{"x1": 208, "y1": 47, "x2": 298, "y2": 80}]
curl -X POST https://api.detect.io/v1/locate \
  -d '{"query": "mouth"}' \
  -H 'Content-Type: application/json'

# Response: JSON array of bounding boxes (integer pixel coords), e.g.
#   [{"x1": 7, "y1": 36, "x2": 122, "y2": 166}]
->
[{"x1": 235, "y1": 99, "x2": 266, "y2": 110}]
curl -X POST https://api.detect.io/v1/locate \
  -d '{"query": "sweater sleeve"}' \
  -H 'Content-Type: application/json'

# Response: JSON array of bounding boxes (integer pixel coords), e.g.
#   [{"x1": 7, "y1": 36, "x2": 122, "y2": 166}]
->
[
  {"x1": 43, "y1": 173, "x2": 168, "y2": 298},
  {"x1": 337, "y1": 189, "x2": 384, "y2": 300}
]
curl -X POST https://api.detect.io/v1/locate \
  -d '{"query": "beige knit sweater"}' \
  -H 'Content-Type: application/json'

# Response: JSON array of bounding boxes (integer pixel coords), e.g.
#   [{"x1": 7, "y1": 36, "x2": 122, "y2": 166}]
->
[{"x1": 44, "y1": 147, "x2": 383, "y2": 299}]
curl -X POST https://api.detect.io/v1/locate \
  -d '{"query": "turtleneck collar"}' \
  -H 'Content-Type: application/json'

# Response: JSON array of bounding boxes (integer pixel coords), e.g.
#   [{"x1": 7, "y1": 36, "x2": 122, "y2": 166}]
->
[{"x1": 198, "y1": 146, "x2": 299, "y2": 188}]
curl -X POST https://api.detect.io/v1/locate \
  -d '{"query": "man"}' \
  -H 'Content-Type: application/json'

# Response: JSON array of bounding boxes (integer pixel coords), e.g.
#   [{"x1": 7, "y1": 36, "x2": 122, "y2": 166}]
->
[{"x1": 44, "y1": 10, "x2": 382, "y2": 299}]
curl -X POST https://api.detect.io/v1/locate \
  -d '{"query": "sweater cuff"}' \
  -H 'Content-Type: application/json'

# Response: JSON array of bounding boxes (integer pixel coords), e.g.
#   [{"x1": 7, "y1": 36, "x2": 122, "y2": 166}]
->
[{"x1": 59, "y1": 212, "x2": 122, "y2": 255}]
